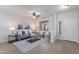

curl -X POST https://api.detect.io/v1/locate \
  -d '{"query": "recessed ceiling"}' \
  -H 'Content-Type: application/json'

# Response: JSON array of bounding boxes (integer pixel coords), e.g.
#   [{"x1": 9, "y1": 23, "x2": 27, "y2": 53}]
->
[{"x1": 0, "y1": 5, "x2": 79, "y2": 20}]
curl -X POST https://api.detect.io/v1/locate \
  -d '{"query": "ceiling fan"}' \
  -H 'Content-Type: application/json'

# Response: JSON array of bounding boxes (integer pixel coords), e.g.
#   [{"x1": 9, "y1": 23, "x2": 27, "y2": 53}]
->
[
  {"x1": 32, "y1": 12, "x2": 40, "y2": 19},
  {"x1": 24, "y1": 10, "x2": 41, "y2": 19}
]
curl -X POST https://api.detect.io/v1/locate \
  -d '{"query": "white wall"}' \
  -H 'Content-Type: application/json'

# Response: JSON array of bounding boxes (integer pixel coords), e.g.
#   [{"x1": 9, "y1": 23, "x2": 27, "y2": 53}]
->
[
  {"x1": 57, "y1": 10, "x2": 79, "y2": 42},
  {"x1": 38, "y1": 10, "x2": 79, "y2": 43},
  {"x1": 0, "y1": 11, "x2": 32, "y2": 42}
]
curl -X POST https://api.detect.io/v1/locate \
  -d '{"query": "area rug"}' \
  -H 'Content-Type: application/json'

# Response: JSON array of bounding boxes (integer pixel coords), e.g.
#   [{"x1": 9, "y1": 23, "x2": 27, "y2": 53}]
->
[{"x1": 13, "y1": 39, "x2": 46, "y2": 53}]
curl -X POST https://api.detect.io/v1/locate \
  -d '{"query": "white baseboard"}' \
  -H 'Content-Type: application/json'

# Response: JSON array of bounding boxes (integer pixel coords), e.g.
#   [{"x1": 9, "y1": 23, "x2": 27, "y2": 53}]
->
[{"x1": 0, "y1": 36, "x2": 8, "y2": 42}]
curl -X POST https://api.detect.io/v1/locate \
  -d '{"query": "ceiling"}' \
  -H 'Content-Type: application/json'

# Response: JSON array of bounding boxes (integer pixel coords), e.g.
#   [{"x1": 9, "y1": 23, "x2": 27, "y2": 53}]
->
[{"x1": 0, "y1": 5, "x2": 79, "y2": 20}]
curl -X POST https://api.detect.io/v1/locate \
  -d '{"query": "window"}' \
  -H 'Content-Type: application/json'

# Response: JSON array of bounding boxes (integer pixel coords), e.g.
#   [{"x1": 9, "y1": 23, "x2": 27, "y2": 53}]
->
[{"x1": 40, "y1": 21, "x2": 48, "y2": 31}]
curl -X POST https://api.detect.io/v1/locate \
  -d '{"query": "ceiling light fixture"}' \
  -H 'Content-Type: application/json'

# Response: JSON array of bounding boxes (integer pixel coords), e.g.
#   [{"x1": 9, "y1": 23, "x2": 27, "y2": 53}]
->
[{"x1": 60, "y1": 5, "x2": 69, "y2": 9}]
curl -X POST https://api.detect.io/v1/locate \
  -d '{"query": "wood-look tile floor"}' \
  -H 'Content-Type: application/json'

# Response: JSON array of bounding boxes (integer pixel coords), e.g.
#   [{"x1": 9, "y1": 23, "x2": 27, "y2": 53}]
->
[
  {"x1": 0, "y1": 42, "x2": 21, "y2": 54},
  {"x1": 0, "y1": 39, "x2": 79, "y2": 54},
  {"x1": 27, "y1": 40, "x2": 79, "y2": 54}
]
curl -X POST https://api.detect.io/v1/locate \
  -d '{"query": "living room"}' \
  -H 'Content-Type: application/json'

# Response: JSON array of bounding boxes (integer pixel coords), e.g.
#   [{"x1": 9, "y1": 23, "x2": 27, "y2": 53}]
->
[
  {"x1": 0, "y1": 5, "x2": 79, "y2": 54},
  {"x1": 0, "y1": 5, "x2": 51, "y2": 53}
]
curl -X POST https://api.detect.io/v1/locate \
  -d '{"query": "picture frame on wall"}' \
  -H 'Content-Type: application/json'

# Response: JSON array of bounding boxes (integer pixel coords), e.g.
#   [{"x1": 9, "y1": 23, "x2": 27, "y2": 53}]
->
[{"x1": 18, "y1": 24, "x2": 23, "y2": 29}]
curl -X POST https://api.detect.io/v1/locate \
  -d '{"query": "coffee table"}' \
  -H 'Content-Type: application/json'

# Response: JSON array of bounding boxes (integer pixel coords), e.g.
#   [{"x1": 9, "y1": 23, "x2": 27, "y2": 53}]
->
[{"x1": 27, "y1": 36, "x2": 40, "y2": 43}]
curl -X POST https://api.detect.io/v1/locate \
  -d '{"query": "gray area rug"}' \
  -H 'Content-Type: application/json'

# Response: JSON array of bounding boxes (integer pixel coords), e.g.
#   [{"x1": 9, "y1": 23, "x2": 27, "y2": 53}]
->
[{"x1": 13, "y1": 39, "x2": 46, "y2": 53}]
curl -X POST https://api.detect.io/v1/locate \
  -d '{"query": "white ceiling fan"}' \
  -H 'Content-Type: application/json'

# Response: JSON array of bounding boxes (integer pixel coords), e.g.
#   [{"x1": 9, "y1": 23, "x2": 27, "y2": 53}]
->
[
  {"x1": 24, "y1": 11, "x2": 41, "y2": 19},
  {"x1": 32, "y1": 12, "x2": 40, "y2": 19}
]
